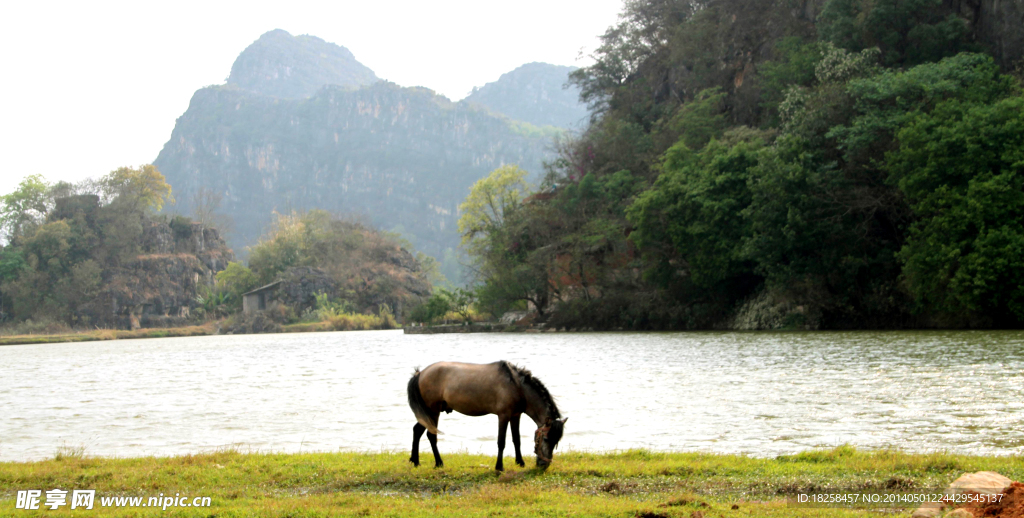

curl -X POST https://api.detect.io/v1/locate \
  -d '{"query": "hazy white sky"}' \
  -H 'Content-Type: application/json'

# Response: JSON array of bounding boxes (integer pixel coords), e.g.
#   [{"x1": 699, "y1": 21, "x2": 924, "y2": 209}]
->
[{"x1": 0, "y1": 0, "x2": 622, "y2": 197}]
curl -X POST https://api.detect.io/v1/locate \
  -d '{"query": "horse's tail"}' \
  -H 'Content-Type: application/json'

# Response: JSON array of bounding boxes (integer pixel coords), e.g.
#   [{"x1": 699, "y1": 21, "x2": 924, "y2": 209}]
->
[{"x1": 407, "y1": 368, "x2": 441, "y2": 435}]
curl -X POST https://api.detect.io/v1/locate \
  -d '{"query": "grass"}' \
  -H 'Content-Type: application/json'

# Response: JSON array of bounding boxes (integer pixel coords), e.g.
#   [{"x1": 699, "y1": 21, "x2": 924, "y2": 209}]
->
[
  {"x1": 0, "y1": 323, "x2": 218, "y2": 346},
  {"x1": 0, "y1": 446, "x2": 1020, "y2": 516},
  {"x1": 0, "y1": 311, "x2": 401, "y2": 347},
  {"x1": 284, "y1": 312, "x2": 398, "y2": 333}
]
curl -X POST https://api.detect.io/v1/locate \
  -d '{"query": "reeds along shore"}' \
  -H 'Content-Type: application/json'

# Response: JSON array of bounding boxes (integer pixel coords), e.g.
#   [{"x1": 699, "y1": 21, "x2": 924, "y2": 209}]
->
[
  {"x1": 0, "y1": 324, "x2": 218, "y2": 346},
  {"x1": 1, "y1": 447, "x2": 1021, "y2": 517},
  {"x1": 0, "y1": 314, "x2": 400, "y2": 347}
]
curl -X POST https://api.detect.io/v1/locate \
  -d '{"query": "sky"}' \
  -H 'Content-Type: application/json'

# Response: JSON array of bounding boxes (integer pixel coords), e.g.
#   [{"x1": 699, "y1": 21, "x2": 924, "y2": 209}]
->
[{"x1": 0, "y1": 0, "x2": 623, "y2": 197}]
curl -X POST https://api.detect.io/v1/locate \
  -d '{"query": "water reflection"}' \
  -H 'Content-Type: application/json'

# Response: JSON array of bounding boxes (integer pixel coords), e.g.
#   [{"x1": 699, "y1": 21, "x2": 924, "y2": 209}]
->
[{"x1": 1, "y1": 330, "x2": 1022, "y2": 461}]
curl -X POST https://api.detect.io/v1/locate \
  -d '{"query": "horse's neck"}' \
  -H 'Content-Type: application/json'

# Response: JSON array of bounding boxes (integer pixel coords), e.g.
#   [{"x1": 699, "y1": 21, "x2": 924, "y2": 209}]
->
[{"x1": 522, "y1": 384, "x2": 552, "y2": 425}]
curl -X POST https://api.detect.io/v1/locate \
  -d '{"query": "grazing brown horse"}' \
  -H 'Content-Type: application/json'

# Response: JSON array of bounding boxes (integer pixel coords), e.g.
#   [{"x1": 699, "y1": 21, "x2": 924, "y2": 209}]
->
[{"x1": 407, "y1": 360, "x2": 567, "y2": 471}]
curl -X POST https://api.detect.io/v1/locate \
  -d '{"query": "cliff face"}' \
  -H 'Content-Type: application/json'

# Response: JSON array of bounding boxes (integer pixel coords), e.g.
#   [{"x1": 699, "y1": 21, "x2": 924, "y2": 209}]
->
[
  {"x1": 463, "y1": 62, "x2": 589, "y2": 129},
  {"x1": 947, "y1": 0, "x2": 1024, "y2": 69},
  {"x1": 155, "y1": 81, "x2": 552, "y2": 258},
  {"x1": 107, "y1": 220, "x2": 232, "y2": 328},
  {"x1": 228, "y1": 29, "x2": 378, "y2": 99}
]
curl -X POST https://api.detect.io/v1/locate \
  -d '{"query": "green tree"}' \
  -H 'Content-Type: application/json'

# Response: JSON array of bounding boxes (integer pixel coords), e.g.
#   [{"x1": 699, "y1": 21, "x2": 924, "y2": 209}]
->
[
  {"x1": 818, "y1": 0, "x2": 973, "y2": 67},
  {"x1": 247, "y1": 210, "x2": 433, "y2": 314},
  {"x1": 216, "y1": 261, "x2": 259, "y2": 303},
  {"x1": 409, "y1": 291, "x2": 452, "y2": 324},
  {"x1": 629, "y1": 128, "x2": 767, "y2": 292},
  {"x1": 100, "y1": 165, "x2": 174, "y2": 214},
  {"x1": 458, "y1": 165, "x2": 532, "y2": 258},
  {"x1": 1, "y1": 174, "x2": 50, "y2": 241},
  {"x1": 888, "y1": 95, "x2": 1024, "y2": 322}
]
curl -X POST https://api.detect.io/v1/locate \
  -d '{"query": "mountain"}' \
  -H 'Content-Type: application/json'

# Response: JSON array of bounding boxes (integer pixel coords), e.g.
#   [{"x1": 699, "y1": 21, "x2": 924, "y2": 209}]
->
[
  {"x1": 463, "y1": 62, "x2": 588, "y2": 129},
  {"x1": 154, "y1": 31, "x2": 554, "y2": 265},
  {"x1": 227, "y1": 29, "x2": 378, "y2": 99}
]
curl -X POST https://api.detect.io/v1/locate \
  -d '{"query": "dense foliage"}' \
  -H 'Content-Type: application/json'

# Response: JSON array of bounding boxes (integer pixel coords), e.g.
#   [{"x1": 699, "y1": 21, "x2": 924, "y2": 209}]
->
[
  {"x1": 464, "y1": 0, "x2": 1024, "y2": 329},
  {"x1": 0, "y1": 167, "x2": 180, "y2": 327},
  {"x1": 217, "y1": 210, "x2": 433, "y2": 319},
  {"x1": 1, "y1": 172, "x2": 432, "y2": 330}
]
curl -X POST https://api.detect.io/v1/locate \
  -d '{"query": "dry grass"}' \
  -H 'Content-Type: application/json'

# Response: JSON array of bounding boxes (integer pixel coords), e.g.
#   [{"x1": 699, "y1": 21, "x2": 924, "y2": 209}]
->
[
  {"x1": 0, "y1": 323, "x2": 218, "y2": 346},
  {"x1": 284, "y1": 312, "x2": 397, "y2": 333}
]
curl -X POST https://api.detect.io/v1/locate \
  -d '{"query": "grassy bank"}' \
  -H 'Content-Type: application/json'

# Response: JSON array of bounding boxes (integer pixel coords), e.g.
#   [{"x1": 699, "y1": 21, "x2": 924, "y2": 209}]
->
[
  {"x1": 1, "y1": 447, "x2": 1020, "y2": 516},
  {"x1": 0, "y1": 323, "x2": 218, "y2": 346},
  {"x1": 0, "y1": 313, "x2": 399, "y2": 347}
]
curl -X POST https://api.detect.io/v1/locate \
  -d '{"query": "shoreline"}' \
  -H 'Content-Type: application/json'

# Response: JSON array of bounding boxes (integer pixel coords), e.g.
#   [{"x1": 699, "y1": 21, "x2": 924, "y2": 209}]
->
[
  {"x1": 0, "y1": 323, "x2": 219, "y2": 346},
  {"x1": 1, "y1": 447, "x2": 1020, "y2": 516},
  {"x1": 0, "y1": 319, "x2": 406, "y2": 347},
  {"x1": 5, "y1": 322, "x2": 1023, "y2": 346}
]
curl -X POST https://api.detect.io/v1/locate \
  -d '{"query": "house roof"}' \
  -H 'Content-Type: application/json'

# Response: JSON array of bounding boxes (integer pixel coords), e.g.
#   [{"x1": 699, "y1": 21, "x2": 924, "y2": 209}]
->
[{"x1": 242, "y1": 281, "x2": 282, "y2": 297}]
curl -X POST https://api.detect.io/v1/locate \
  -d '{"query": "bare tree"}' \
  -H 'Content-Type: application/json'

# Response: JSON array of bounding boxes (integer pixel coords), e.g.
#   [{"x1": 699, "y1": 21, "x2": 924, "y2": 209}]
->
[{"x1": 191, "y1": 187, "x2": 233, "y2": 234}]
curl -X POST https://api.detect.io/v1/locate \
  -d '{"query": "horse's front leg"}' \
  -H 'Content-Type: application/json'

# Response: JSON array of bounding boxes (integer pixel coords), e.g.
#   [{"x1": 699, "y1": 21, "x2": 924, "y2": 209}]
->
[
  {"x1": 495, "y1": 416, "x2": 509, "y2": 471},
  {"x1": 410, "y1": 423, "x2": 426, "y2": 466},
  {"x1": 510, "y1": 414, "x2": 525, "y2": 467}
]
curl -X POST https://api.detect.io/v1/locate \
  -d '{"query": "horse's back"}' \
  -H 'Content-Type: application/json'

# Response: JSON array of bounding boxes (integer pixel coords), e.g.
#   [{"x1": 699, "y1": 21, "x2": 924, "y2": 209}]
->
[{"x1": 418, "y1": 361, "x2": 520, "y2": 417}]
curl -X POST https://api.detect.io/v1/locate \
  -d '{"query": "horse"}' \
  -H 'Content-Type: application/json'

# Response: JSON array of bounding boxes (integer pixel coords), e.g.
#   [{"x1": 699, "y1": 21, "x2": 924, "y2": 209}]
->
[{"x1": 406, "y1": 360, "x2": 567, "y2": 471}]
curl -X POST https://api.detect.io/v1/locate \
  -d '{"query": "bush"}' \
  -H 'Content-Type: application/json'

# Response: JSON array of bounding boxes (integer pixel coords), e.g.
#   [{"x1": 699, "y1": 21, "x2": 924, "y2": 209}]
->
[{"x1": 0, "y1": 318, "x2": 74, "y2": 336}]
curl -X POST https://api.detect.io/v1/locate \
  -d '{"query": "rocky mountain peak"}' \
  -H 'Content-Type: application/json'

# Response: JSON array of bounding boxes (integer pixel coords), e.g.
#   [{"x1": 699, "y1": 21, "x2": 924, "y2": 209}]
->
[
  {"x1": 463, "y1": 62, "x2": 588, "y2": 129},
  {"x1": 227, "y1": 29, "x2": 378, "y2": 99}
]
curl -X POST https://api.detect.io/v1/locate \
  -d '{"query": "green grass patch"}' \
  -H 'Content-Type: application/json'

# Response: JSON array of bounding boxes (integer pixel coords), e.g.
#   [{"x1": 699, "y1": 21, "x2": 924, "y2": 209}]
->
[{"x1": 0, "y1": 447, "x2": 1019, "y2": 516}]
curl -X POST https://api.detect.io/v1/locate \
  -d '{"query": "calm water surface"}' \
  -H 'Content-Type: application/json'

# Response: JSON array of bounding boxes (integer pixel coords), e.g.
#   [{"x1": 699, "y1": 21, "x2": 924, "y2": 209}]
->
[{"x1": 1, "y1": 330, "x2": 1022, "y2": 461}]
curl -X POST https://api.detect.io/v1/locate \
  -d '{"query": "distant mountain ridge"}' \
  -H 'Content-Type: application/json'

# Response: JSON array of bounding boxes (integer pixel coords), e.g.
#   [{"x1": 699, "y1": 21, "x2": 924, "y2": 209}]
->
[
  {"x1": 154, "y1": 31, "x2": 595, "y2": 274},
  {"x1": 463, "y1": 62, "x2": 588, "y2": 129},
  {"x1": 155, "y1": 30, "x2": 555, "y2": 266},
  {"x1": 227, "y1": 29, "x2": 378, "y2": 99}
]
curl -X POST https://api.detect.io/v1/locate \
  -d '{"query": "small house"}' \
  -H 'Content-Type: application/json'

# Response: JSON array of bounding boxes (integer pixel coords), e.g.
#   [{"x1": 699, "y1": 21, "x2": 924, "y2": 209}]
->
[{"x1": 242, "y1": 281, "x2": 281, "y2": 314}]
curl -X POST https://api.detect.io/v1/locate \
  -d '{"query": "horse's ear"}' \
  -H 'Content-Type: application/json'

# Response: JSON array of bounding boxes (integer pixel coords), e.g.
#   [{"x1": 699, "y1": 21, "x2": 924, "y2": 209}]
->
[{"x1": 558, "y1": 417, "x2": 568, "y2": 424}]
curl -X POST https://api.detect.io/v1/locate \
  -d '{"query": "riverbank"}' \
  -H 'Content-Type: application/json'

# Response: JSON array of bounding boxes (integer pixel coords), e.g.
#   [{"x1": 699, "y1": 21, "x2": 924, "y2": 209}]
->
[
  {"x1": 1, "y1": 447, "x2": 1021, "y2": 516},
  {"x1": 0, "y1": 323, "x2": 218, "y2": 346},
  {"x1": 0, "y1": 315, "x2": 399, "y2": 347}
]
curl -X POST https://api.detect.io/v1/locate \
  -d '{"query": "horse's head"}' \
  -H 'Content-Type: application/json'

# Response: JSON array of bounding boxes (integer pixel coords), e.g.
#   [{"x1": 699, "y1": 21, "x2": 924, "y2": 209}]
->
[{"x1": 534, "y1": 417, "x2": 567, "y2": 469}]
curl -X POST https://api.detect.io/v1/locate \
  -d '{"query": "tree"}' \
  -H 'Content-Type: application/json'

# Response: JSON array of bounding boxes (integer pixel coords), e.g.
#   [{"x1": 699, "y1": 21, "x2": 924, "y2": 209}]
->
[
  {"x1": 100, "y1": 165, "x2": 173, "y2": 214},
  {"x1": 409, "y1": 291, "x2": 452, "y2": 324},
  {"x1": 570, "y1": 0, "x2": 704, "y2": 114},
  {"x1": 246, "y1": 210, "x2": 433, "y2": 314},
  {"x1": 888, "y1": 95, "x2": 1024, "y2": 323},
  {"x1": 458, "y1": 165, "x2": 532, "y2": 252},
  {"x1": 818, "y1": 0, "x2": 973, "y2": 68},
  {"x1": 190, "y1": 186, "x2": 233, "y2": 234},
  {"x1": 439, "y1": 287, "x2": 475, "y2": 322},
  {"x1": 0, "y1": 174, "x2": 50, "y2": 241},
  {"x1": 216, "y1": 261, "x2": 259, "y2": 303},
  {"x1": 628, "y1": 128, "x2": 767, "y2": 292}
]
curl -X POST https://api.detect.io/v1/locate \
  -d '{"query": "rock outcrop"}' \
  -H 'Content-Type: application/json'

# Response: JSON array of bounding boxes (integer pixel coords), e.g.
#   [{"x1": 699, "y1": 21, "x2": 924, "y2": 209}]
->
[
  {"x1": 275, "y1": 266, "x2": 339, "y2": 311},
  {"x1": 463, "y1": 62, "x2": 588, "y2": 129},
  {"x1": 155, "y1": 31, "x2": 560, "y2": 264},
  {"x1": 911, "y1": 471, "x2": 1015, "y2": 518},
  {"x1": 107, "y1": 220, "x2": 233, "y2": 329},
  {"x1": 227, "y1": 29, "x2": 378, "y2": 99},
  {"x1": 948, "y1": 0, "x2": 1024, "y2": 70},
  {"x1": 155, "y1": 80, "x2": 552, "y2": 259}
]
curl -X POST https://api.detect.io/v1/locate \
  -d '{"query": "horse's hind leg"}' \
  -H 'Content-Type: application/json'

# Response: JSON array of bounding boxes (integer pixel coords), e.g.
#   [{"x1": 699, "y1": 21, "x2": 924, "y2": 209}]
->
[
  {"x1": 510, "y1": 414, "x2": 525, "y2": 467},
  {"x1": 410, "y1": 423, "x2": 426, "y2": 467},
  {"x1": 495, "y1": 416, "x2": 509, "y2": 471},
  {"x1": 427, "y1": 431, "x2": 443, "y2": 468}
]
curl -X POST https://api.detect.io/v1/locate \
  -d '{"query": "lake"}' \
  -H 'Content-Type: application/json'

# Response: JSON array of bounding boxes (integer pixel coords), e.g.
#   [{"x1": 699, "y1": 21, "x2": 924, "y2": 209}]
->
[{"x1": 1, "y1": 329, "x2": 1022, "y2": 462}]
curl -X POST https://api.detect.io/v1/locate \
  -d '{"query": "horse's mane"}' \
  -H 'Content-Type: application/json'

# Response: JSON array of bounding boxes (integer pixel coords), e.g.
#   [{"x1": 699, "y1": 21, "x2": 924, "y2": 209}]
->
[{"x1": 500, "y1": 361, "x2": 561, "y2": 419}]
